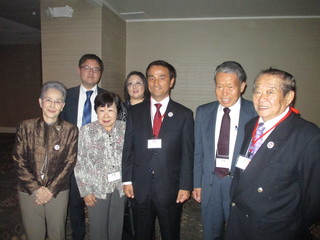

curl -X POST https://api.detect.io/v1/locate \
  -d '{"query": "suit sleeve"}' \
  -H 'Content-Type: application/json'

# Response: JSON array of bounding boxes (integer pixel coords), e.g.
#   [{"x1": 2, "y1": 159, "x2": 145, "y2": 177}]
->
[
  {"x1": 193, "y1": 106, "x2": 204, "y2": 188},
  {"x1": 12, "y1": 122, "x2": 41, "y2": 194},
  {"x1": 300, "y1": 130, "x2": 320, "y2": 228},
  {"x1": 179, "y1": 109, "x2": 194, "y2": 191},
  {"x1": 122, "y1": 108, "x2": 134, "y2": 182}
]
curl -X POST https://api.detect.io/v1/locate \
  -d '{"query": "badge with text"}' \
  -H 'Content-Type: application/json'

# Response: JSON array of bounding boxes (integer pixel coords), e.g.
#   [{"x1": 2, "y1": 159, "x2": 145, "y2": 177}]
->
[
  {"x1": 236, "y1": 155, "x2": 251, "y2": 170},
  {"x1": 148, "y1": 139, "x2": 162, "y2": 149},
  {"x1": 107, "y1": 171, "x2": 121, "y2": 182},
  {"x1": 216, "y1": 157, "x2": 231, "y2": 169}
]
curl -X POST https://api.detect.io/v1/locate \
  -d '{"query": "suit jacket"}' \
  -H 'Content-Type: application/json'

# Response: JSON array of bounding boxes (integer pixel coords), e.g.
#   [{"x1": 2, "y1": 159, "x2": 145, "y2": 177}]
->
[
  {"x1": 122, "y1": 99, "x2": 194, "y2": 206},
  {"x1": 60, "y1": 85, "x2": 106, "y2": 125},
  {"x1": 226, "y1": 112, "x2": 320, "y2": 240},
  {"x1": 193, "y1": 98, "x2": 256, "y2": 207},
  {"x1": 12, "y1": 118, "x2": 78, "y2": 197}
]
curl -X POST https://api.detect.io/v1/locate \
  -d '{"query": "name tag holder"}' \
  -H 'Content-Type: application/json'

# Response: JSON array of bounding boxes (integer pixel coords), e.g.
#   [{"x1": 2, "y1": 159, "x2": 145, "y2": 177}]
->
[
  {"x1": 148, "y1": 139, "x2": 162, "y2": 149},
  {"x1": 107, "y1": 171, "x2": 121, "y2": 182}
]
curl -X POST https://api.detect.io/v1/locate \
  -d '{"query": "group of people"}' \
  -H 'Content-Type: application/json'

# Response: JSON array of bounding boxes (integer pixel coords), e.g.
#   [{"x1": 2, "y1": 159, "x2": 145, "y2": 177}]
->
[{"x1": 12, "y1": 54, "x2": 320, "y2": 240}]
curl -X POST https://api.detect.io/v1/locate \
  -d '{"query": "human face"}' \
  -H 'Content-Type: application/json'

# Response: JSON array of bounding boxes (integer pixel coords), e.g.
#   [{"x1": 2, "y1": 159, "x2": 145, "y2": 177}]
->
[
  {"x1": 96, "y1": 102, "x2": 118, "y2": 131},
  {"x1": 147, "y1": 65, "x2": 175, "y2": 102},
  {"x1": 39, "y1": 88, "x2": 65, "y2": 124},
  {"x1": 127, "y1": 75, "x2": 145, "y2": 102},
  {"x1": 79, "y1": 59, "x2": 102, "y2": 90},
  {"x1": 253, "y1": 74, "x2": 294, "y2": 122},
  {"x1": 215, "y1": 72, "x2": 246, "y2": 108}
]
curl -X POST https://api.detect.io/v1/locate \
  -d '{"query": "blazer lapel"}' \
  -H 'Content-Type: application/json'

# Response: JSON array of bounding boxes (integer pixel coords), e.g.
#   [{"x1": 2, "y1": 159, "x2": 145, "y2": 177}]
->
[
  {"x1": 143, "y1": 101, "x2": 153, "y2": 139},
  {"x1": 234, "y1": 115, "x2": 292, "y2": 197},
  {"x1": 157, "y1": 100, "x2": 173, "y2": 139},
  {"x1": 205, "y1": 103, "x2": 218, "y2": 161},
  {"x1": 231, "y1": 99, "x2": 255, "y2": 173}
]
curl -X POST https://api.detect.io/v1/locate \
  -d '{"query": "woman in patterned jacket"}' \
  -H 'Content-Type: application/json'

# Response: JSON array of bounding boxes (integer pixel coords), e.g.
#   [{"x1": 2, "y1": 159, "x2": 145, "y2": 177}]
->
[
  {"x1": 12, "y1": 81, "x2": 78, "y2": 240},
  {"x1": 74, "y1": 91, "x2": 126, "y2": 240}
]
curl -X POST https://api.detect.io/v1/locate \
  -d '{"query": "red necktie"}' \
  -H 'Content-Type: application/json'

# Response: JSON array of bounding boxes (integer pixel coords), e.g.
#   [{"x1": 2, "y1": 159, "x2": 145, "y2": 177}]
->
[
  {"x1": 214, "y1": 107, "x2": 230, "y2": 178},
  {"x1": 153, "y1": 103, "x2": 162, "y2": 138}
]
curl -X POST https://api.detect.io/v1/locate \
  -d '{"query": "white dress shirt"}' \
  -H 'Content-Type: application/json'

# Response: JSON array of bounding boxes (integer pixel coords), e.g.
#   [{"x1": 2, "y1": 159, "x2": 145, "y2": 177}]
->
[
  {"x1": 150, "y1": 96, "x2": 170, "y2": 126},
  {"x1": 215, "y1": 98, "x2": 241, "y2": 170},
  {"x1": 76, "y1": 84, "x2": 98, "y2": 128},
  {"x1": 257, "y1": 107, "x2": 290, "y2": 145}
]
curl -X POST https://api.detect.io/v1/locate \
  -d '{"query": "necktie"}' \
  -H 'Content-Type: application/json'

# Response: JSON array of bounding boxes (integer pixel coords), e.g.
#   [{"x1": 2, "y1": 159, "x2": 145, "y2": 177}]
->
[
  {"x1": 214, "y1": 107, "x2": 230, "y2": 178},
  {"x1": 82, "y1": 90, "x2": 93, "y2": 126},
  {"x1": 153, "y1": 103, "x2": 162, "y2": 138},
  {"x1": 248, "y1": 122, "x2": 265, "y2": 158}
]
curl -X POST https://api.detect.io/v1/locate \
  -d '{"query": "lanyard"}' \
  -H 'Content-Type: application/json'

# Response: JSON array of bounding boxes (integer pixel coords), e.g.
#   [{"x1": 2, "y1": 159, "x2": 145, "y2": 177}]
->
[{"x1": 251, "y1": 108, "x2": 294, "y2": 146}]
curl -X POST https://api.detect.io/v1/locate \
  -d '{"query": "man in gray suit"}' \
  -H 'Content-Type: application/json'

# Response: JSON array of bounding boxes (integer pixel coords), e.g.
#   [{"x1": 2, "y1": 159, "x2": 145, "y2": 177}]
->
[{"x1": 193, "y1": 61, "x2": 256, "y2": 240}]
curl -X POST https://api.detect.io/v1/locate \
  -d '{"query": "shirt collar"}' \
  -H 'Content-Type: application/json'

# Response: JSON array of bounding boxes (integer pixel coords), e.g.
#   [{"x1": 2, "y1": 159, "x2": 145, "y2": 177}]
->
[
  {"x1": 218, "y1": 97, "x2": 241, "y2": 113},
  {"x1": 150, "y1": 96, "x2": 170, "y2": 107},
  {"x1": 259, "y1": 107, "x2": 290, "y2": 129},
  {"x1": 80, "y1": 84, "x2": 98, "y2": 93}
]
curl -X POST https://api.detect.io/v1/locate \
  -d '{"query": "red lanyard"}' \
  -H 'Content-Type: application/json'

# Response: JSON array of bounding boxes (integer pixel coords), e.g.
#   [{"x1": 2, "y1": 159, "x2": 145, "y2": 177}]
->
[{"x1": 251, "y1": 108, "x2": 294, "y2": 146}]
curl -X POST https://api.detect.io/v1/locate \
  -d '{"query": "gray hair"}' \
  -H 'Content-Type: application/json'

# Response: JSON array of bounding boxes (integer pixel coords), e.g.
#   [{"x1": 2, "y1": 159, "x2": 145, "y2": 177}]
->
[
  {"x1": 40, "y1": 81, "x2": 67, "y2": 102},
  {"x1": 254, "y1": 68, "x2": 296, "y2": 96},
  {"x1": 214, "y1": 61, "x2": 247, "y2": 83}
]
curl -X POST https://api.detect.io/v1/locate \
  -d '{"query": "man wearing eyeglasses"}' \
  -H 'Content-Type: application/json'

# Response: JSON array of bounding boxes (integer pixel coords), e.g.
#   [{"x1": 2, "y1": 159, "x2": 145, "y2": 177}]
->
[{"x1": 61, "y1": 53, "x2": 106, "y2": 240}]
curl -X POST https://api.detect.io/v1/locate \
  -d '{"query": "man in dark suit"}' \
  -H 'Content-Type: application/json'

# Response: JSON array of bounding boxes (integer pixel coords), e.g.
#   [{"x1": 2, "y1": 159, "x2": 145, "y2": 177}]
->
[
  {"x1": 61, "y1": 54, "x2": 106, "y2": 240},
  {"x1": 225, "y1": 68, "x2": 320, "y2": 240},
  {"x1": 122, "y1": 60, "x2": 194, "y2": 240},
  {"x1": 193, "y1": 61, "x2": 256, "y2": 239}
]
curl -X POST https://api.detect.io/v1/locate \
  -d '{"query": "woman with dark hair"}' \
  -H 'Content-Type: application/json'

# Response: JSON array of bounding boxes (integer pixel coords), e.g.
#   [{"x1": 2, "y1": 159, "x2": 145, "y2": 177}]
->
[
  {"x1": 12, "y1": 81, "x2": 78, "y2": 240},
  {"x1": 74, "y1": 91, "x2": 126, "y2": 240},
  {"x1": 119, "y1": 71, "x2": 150, "y2": 121}
]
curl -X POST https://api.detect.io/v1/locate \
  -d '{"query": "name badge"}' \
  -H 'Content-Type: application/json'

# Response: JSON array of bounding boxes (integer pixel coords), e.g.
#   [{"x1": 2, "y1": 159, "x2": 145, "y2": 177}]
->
[
  {"x1": 236, "y1": 155, "x2": 251, "y2": 170},
  {"x1": 107, "y1": 171, "x2": 121, "y2": 182},
  {"x1": 216, "y1": 157, "x2": 231, "y2": 169},
  {"x1": 148, "y1": 139, "x2": 162, "y2": 149}
]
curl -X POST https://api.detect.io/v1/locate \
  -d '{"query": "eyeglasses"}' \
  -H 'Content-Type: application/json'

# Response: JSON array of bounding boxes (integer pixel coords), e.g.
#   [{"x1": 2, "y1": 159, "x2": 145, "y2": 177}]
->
[
  {"x1": 80, "y1": 65, "x2": 101, "y2": 73},
  {"x1": 42, "y1": 97, "x2": 64, "y2": 106},
  {"x1": 127, "y1": 81, "x2": 143, "y2": 88}
]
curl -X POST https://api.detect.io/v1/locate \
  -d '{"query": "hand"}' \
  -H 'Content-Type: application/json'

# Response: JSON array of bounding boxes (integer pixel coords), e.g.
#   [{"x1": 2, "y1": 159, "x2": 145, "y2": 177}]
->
[
  {"x1": 192, "y1": 188, "x2": 201, "y2": 203},
  {"x1": 84, "y1": 194, "x2": 97, "y2": 207},
  {"x1": 123, "y1": 184, "x2": 134, "y2": 198},
  {"x1": 34, "y1": 187, "x2": 53, "y2": 205},
  {"x1": 176, "y1": 190, "x2": 190, "y2": 203}
]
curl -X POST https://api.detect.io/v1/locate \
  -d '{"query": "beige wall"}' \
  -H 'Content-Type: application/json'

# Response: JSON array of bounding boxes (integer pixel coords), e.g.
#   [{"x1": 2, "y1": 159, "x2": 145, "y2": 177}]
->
[
  {"x1": 126, "y1": 18, "x2": 320, "y2": 126},
  {"x1": 41, "y1": 0, "x2": 102, "y2": 87},
  {"x1": 41, "y1": 0, "x2": 126, "y2": 96},
  {"x1": 101, "y1": 7, "x2": 126, "y2": 96}
]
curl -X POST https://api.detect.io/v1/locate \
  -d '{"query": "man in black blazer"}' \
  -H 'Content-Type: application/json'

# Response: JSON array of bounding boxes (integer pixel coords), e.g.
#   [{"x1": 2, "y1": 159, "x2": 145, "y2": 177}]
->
[
  {"x1": 225, "y1": 68, "x2": 320, "y2": 240},
  {"x1": 61, "y1": 54, "x2": 106, "y2": 240},
  {"x1": 122, "y1": 60, "x2": 194, "y2": 240}
]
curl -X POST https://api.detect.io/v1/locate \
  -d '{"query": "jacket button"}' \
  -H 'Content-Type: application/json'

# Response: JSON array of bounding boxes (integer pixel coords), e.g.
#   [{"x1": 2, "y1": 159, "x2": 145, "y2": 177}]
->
[
  {"x1": 231, "y1": 202, "x2": 236, "y2": 207},
  {"x1": 257, "y1": 187, "x2": 263, "y2": 193},
  {"x1": 245, "y1": 214, "x2": 249, "y2": 218}
]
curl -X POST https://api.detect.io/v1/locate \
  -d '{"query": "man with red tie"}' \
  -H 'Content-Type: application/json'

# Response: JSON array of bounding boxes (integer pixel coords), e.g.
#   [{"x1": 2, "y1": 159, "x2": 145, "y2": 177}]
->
[{"x1": 122, "y1": 60, "x2": 194, "y2": 240}]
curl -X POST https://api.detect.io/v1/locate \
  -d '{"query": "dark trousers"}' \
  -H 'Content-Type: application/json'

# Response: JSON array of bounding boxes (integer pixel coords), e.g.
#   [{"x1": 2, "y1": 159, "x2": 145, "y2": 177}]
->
[
  {"x1": 133, "y1": 193, "x2": 182, "y2": 240},
  {"x1": 69, "y1": 172, "x2": 86, "y2": 240}
]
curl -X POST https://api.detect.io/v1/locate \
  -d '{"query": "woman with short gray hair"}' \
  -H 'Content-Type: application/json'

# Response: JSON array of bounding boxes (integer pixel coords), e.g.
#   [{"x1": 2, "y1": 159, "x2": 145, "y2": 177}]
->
[{"x1": 12, "y1": 81, "x2": 78, "y2": 240}]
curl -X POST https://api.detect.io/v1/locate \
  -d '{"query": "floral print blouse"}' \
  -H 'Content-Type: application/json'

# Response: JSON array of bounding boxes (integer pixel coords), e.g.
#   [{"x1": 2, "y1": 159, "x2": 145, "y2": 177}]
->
[{"x1": 75, "y1": 120, "x2": 126, "y2": 199}]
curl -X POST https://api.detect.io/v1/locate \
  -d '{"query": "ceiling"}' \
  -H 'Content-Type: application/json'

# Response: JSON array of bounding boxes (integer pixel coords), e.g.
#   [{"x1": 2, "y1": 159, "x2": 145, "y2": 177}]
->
[
  {"x1": 0, "y1": 0, "x2": 319, "y2": 44},
  {"x1": 104, "y1": 0, "x2": 320, "y2": 21}
]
